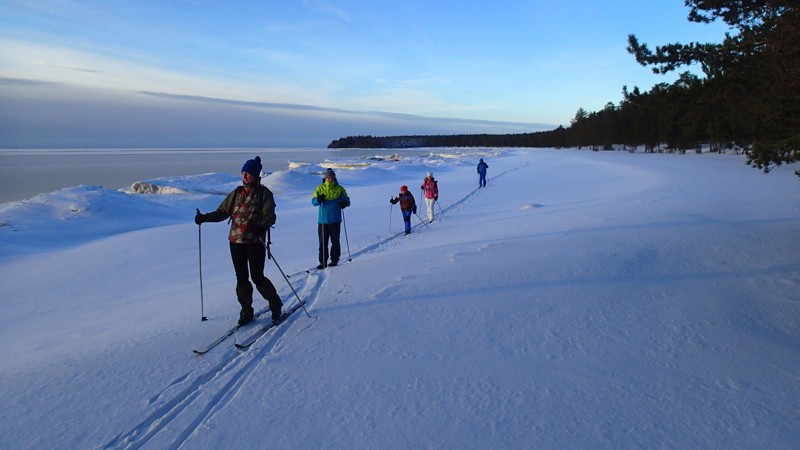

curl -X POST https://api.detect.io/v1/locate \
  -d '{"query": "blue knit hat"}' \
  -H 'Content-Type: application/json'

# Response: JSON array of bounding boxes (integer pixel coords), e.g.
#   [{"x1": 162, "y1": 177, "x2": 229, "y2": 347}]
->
[{"x1": 241, "y1": 156, "x2": 262, "y2": 178}]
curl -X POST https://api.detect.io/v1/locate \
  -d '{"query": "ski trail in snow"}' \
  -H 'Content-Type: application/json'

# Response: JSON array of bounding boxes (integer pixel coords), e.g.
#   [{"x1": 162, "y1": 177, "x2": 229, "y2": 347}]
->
[
  {"x1": 174, "y1": 310, "x2": 323, "y2": 447},
  {"x1": 355, "y1": 158, "x2": 529, "y2": 259},
  {"x1": 146, "y1": 371, "x2": 193, "y2": 407},
  {"x1": 152, "y1": 308, "x2": 273, "y2": 402},
  {"x1": 438, "y1": 157, "x2": 529, "y2": 216},
  {"x1": 103, "y1": 271, "x2": 324, "y2": 449}
]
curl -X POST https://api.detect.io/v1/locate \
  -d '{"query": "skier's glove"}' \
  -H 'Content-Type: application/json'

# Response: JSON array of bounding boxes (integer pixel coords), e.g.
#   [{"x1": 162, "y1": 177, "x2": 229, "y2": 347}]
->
[
  {"x1": 317, "y1": 194, "x2": 326, "y2": 202},
  {"x1": 194, "y1": 210, "x2": 206, "y2": 225},
  {"x1": 434, "y1": 197, "x2": 438, "y2": 201},
  {"x1": 413, "y1": 207, "x2": 417, "y2": 214},
  {"x1": 339, "y1": 200, "x2": 348, "y2": 209}
]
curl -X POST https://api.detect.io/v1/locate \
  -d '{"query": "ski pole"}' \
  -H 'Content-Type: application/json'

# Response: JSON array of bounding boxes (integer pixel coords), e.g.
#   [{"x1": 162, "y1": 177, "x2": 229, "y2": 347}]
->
[
  {"x1": 436, "y1": 200, "x2": 446, "y2": 218},
  {"x1": 342, "y1": 208, "x2": 352, "y2": 261},
  {"x1": 196, "y1": 210, "x2": 208, "y2": 322},
  {"x1": 415, "y1": 212, "x2": 430, "y2": 228},
  {"x1": 389, "y1": 200, "x2": 394, "y2": 232},
  {"x1": 422, "y1": 188, "x2": 427, "y2": 215},
  {"x1": 318, "y1": 201, "x2": 327, "y2": 268},
  {"x1": 264, "y1": 231, "x2": 312, "y2": 318}
]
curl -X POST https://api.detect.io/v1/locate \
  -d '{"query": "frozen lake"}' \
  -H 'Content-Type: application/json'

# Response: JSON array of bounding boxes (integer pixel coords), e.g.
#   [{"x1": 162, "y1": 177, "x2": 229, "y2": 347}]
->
[{"x1": 0, "y1": 147, "x2": 430, "y2": 203}]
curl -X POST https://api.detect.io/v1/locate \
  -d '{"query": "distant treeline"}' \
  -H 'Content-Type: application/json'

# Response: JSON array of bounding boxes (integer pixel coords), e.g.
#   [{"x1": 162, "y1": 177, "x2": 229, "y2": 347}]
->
[
  {"x1": 329, "y1": 1, "x2": 798, "y2": 177},
  {"x1": 327, "y1": 132, "x2": 563, "y2": 149}
]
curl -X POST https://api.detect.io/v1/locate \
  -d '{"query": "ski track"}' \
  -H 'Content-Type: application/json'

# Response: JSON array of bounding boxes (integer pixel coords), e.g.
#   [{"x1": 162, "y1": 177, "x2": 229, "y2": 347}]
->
[
  {"x1": 103, "y1": 273, "x2": 323, "y2": 449},
  {"x1": 355, "y1": 162, "x2": 523, "y2": 258},
  {"x1": 104, "y1": 160, "x2": 526, "y2": 449}
]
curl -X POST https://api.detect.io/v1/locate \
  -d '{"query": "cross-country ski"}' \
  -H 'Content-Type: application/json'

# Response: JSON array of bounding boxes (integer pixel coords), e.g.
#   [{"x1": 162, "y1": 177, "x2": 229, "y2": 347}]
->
[
  {"x1": 192, "y1": 307, "x2": 276, "y2": 354},
  {"x1": 234, "y1": 303, "x2": 304, "y2": 350}
]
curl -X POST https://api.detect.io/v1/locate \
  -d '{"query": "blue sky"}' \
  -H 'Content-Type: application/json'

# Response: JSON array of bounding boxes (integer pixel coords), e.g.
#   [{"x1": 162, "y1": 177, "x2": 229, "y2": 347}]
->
[{"x1": 0, "y1": 0, "x2": 730, "y2": 148}]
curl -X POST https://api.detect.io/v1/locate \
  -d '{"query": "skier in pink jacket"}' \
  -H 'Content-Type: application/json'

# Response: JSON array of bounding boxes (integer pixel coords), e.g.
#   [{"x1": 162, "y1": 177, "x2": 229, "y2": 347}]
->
[{"x1": 420, "y1": 172, "x2": 438, "y2": 223}]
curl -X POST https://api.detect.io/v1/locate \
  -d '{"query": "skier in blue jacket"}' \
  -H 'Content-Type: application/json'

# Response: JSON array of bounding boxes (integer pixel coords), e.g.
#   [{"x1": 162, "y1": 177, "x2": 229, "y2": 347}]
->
[
  {"x1": 311, "y1": 168, "x2": 351, "y2": 269},
  {"x1": 477, "y1": 158, "x2": 489, "y2": 187}
]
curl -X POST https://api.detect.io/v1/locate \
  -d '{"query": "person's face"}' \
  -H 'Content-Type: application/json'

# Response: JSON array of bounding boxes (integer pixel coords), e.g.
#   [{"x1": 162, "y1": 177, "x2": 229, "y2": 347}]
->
[
  {"x1": 325, "y1": 175, "x2": 335, "y2": 183},
  {"x1": 242, "y1": 172, "x2": 256, "y2": 184}
]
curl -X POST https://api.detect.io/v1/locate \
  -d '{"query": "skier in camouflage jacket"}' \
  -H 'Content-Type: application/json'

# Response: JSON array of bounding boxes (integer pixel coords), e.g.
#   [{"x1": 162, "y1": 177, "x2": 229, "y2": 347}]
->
[{"x1": 195, "y1": 156, "x2": 282, "y2": 325}]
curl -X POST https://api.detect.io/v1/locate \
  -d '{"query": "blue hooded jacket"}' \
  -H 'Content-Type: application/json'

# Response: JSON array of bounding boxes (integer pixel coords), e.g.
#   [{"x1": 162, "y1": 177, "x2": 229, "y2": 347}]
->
[{"x1": 312, "y1": 180, "x2": 350, "y2": 224}]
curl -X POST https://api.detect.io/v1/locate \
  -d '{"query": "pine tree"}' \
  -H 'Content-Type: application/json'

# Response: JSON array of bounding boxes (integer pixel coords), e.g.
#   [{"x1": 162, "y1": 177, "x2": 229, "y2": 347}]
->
[{"x1": 627, "y1": 0, "x2": 799, "y2": 176}]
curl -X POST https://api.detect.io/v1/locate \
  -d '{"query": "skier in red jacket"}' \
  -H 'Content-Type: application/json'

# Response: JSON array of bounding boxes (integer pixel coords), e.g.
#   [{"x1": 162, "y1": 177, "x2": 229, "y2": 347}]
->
[{"x1": 390, "y1": 185, "x2": 417, "y2": 234}]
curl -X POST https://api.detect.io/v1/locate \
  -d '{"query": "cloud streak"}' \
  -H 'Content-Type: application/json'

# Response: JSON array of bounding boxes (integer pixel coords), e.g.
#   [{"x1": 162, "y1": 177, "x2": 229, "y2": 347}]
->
[{"x1": 0, "y1": 77, "x2": 551, "y2": 148}]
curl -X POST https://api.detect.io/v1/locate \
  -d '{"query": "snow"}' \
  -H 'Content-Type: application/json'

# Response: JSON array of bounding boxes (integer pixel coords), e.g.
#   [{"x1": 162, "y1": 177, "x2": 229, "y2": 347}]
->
[{"x1": 1, "y1": 148, "x2": 799, "y2": 449}]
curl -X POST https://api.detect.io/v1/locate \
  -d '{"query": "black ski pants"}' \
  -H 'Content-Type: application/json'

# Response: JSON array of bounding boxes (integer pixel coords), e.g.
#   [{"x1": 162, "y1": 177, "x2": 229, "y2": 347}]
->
[
  {"x1": 318, "y1": 222, "x2": 341, "y2": 266},
  {"x1": 229, "y1": 242, "x2": 281, "y2": 315}
]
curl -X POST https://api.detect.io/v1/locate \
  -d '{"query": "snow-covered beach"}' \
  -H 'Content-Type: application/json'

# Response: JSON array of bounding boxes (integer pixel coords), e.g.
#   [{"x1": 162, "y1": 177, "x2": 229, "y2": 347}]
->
[
  {"x1": 0, "y1": 147, "x2": 434, "y2": 204},
  {"x1": 1, "y1": 148, "x2": 798, "y2": 448}
]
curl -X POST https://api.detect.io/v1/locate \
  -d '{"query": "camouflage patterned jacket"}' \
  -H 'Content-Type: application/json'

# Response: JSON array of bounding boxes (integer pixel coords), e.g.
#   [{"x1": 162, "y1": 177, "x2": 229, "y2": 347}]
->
[{"x1": 204, "y1": 184, "x2": 276, "y2": 244}]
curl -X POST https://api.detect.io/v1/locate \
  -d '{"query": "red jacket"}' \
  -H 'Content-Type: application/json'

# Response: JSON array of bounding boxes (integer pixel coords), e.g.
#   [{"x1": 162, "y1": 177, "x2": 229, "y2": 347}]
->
[{"x1": 390, "y1": 191, "x2": 416, "y2": 211}]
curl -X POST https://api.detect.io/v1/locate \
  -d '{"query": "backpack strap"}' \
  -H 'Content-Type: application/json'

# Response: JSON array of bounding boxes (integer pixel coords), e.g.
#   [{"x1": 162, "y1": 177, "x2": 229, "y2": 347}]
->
[{"x1": 227, "y1": 186, "x2": 245, "y2": 224}]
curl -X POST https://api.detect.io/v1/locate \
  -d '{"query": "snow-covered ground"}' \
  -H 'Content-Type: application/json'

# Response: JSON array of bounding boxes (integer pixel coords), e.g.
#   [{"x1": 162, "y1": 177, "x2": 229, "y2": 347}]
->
[{"x1": 1, "y1": 148, "x2": 798, "y2": 449}]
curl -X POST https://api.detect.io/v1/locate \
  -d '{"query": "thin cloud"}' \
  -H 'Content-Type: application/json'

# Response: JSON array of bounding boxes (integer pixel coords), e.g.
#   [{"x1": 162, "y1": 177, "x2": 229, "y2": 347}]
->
[
  {"x1": 0, "y1": 81, "x2": 553, "y2": 148},
  {"x1": 0, "y1": 76, "x2": 61, "y2": 87},
  {"x1": 303, "y1": 0, "x2": 352, "y2": 23},
  {"x1": 137, "y1": 90, "x2": 549, "y2": 129}
]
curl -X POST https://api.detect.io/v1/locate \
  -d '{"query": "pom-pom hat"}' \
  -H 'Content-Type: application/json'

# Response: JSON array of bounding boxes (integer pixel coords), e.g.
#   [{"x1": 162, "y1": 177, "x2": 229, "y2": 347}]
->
[
  {"x1": 400, "y1": 185, "x2": 408, "y2": 192},
  {"x1": 241, "y1": 156, "x2": 262, "y2": 178}
]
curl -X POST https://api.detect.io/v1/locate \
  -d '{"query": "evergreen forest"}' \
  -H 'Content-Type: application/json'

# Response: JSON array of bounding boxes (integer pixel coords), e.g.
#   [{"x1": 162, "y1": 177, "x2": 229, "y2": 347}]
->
[{"x1": 328, "y1": 1, "x2": 798, "y2": 177}]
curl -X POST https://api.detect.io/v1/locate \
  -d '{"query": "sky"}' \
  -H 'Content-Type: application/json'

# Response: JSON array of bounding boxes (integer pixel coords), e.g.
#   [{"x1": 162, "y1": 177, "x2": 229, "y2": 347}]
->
[
  {"x1": 1, "y1": 148, "x2": 798, "y2": 448},
  {"x1": 0, "y1": 0, "x2": 731, "y2": 148}
]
